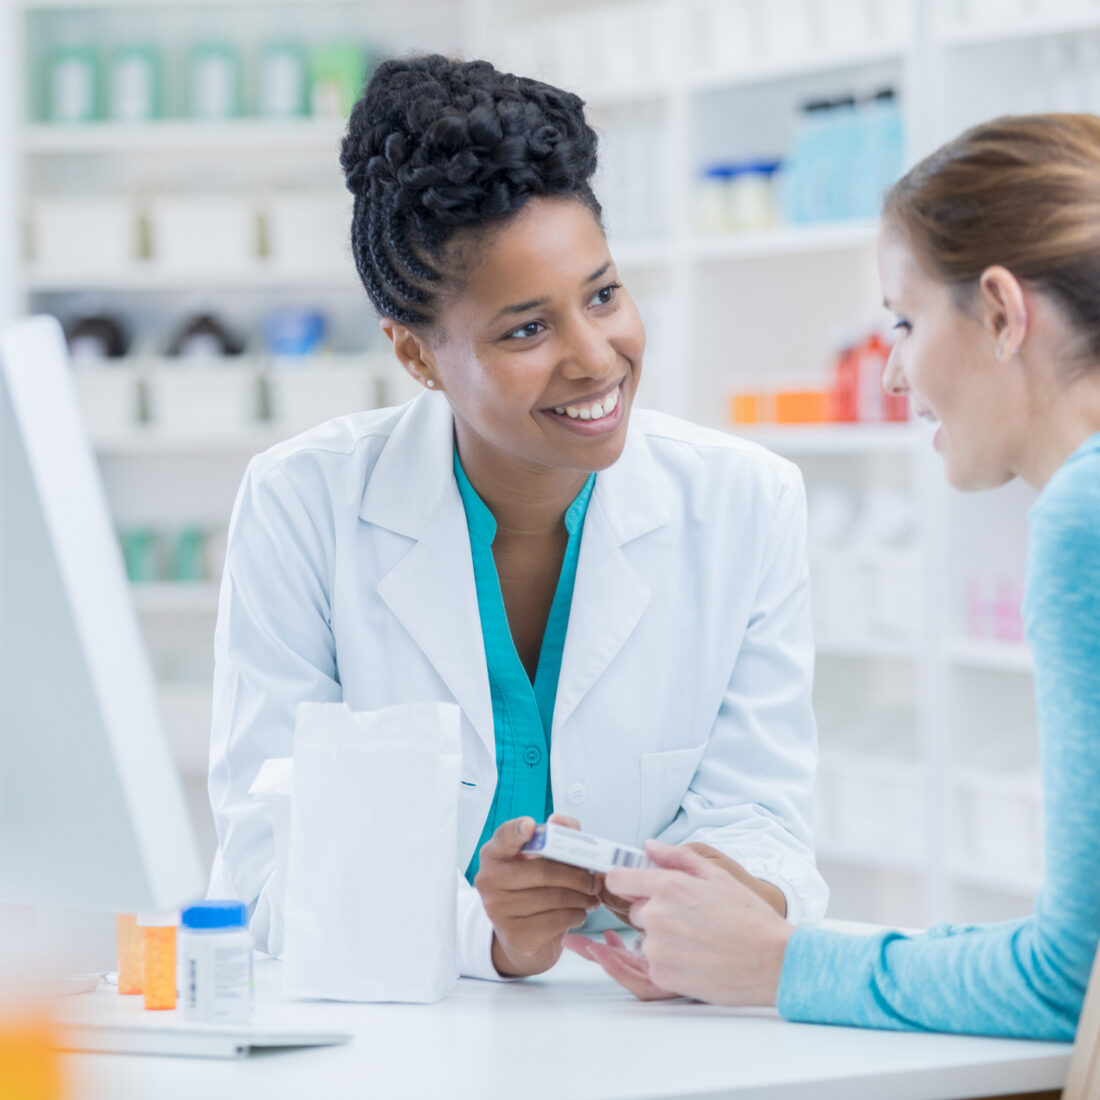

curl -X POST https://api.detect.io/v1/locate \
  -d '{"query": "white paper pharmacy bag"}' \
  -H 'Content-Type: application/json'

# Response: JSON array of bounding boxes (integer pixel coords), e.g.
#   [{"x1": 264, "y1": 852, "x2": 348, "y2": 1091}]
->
[{"x1": 282, "y1": 701, "x2": 462, "y2": 1003}]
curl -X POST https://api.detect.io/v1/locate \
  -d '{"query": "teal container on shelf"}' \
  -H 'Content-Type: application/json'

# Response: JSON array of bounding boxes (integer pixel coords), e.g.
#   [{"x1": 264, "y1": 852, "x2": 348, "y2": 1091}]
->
[
  {"x1": 258, "y1": 40, "x2": 309, "y2": 118},
  {"x1": 119, "y1": 528, "x2": 160, "y2": 583},
  {"x1": 173, "y1": 528, "x2": 207, "y2": 583},
  {"x1": 107, "y1": 44, "x2": 163, "y2": 122},
  {"x1": 47, "y1": 44, "x2": 101, "y2": 123},
  {"x1": 187, "y1": 42, "x2": 242, "y2": 119},
  {"x1": 308, "y1": 42, "x2": 367, "y2": 118}
]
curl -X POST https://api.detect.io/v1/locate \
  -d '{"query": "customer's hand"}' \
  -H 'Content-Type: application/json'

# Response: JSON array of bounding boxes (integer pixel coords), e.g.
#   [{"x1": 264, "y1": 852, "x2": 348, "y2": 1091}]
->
[
  {"x1": 475, "y1": 813, "x2": 601, "y2": 978},
  {"x1": 682, "y1": 842, "x2": 788, "y2": 917},
  {"x1": 563, "y1": 929, "x2": 677, "y2": 1001},
  {"x1": 575, "y1": 840, "x2": 794, "y2": 1006}
]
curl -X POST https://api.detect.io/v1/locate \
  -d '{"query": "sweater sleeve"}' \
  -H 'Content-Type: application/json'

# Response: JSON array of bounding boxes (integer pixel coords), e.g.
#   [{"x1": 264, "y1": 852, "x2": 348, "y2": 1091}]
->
[{"x1": 777, "y1": 446, "x2": 1100, "y2": 1040}]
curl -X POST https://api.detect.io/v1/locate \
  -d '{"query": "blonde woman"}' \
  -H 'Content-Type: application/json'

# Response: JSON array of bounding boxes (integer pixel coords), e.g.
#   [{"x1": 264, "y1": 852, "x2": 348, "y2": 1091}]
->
[{"x1": 569, "y1": 113, "x2": 1100, "y2": 1041}]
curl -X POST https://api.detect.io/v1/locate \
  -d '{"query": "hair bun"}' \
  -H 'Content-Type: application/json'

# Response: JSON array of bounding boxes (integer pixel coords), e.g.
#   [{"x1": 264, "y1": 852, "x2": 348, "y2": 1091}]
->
[{"x1": 340, "y1": 54, "x2": 601, "y2": 325}]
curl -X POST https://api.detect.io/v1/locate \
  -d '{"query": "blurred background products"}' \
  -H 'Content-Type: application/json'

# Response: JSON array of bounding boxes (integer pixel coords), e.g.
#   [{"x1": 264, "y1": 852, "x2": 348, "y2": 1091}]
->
[
  {"x1": 258, "y1": 41, "x2": 309, "y2": 118},
  {"x1": 107, "y1": 44, "x2": 163, "y2": 123},
  {"x1": 186, "y1": 42, "x2": 242, "y2": 120},
  {"x1": 46, "y1": 43, "x2": 100, "y2": 123}
]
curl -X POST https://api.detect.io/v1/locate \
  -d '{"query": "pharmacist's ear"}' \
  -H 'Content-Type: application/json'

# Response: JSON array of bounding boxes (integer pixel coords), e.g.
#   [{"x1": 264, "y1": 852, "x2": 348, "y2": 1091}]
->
[
  {"x1": 379, "y1": 318, "x2": 441, "y2": 392},
  {"x1": 977, "y1": 265, "x2": 1027, "y2": 361}
]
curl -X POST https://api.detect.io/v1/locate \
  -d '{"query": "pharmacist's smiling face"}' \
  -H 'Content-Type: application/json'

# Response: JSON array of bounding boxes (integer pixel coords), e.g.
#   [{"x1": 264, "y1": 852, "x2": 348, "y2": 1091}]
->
[
  {"x1": 427, "y1": 196, "x2": 645, "y2": 476},
  {"x1": 878, "y1": 222, "x2": 1018, "y2": 492}
]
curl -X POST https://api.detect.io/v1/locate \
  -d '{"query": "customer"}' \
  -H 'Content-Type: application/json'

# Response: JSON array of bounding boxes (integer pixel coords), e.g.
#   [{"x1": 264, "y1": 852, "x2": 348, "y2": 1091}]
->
[{"x1": 569, "y1": 113, "x2": 1100, "y2": 1041}]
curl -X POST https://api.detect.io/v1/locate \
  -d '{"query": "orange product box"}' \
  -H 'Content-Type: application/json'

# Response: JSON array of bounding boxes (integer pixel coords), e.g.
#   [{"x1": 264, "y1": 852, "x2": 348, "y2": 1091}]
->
[{"x1": 774, "y1": 389, "x2": 828, "y2": 424}]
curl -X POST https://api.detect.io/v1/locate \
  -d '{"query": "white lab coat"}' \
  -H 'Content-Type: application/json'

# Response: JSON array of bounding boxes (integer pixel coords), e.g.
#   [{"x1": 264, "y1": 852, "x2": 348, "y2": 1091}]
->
[{"x1": 207, "y1": 391, "x2": 828, "y2": 979}]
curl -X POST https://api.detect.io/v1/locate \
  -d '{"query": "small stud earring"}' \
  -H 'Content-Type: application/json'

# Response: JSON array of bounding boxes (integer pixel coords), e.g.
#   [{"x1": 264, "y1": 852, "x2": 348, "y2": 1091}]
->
[
  {"x1": 994, "y1": 344, "x2": 1004, "y2": 361},
  {"x1": 425, "y1": 379, "x2": 436, "y2": 389}
]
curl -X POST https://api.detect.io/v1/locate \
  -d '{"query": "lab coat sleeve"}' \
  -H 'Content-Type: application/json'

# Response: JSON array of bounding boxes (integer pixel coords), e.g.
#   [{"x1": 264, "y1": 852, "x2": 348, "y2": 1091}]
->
[
  {"x1": 656, "y1": 466, "x2": 828, "y2": 925},
  {"x1": 207, "y1": 456, "x2": 509, "y2": 979},
  {"x1": 207, "y1": 458, "x2": 341, "y2": 956}
]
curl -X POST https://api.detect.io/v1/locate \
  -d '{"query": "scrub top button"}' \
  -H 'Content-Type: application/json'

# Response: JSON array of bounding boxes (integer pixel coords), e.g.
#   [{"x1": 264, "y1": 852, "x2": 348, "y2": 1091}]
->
[
  {"x1": 523, "y1": 746, "x2": 542, "y2": 766},
  {"x1": 568, "y1": 783, "x2": 586, "y2": 805}
]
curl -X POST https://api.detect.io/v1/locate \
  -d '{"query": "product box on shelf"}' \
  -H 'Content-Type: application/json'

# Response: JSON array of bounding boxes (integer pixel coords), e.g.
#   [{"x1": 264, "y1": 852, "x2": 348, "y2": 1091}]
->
[
  {"x1": 147, "y1": 194, "x2": 257, "y2": 274},
  {"x1": 31, "y1": 196, "x2": 139, "y2": 275},
  {"x1": 144, "y1": 360, "x2": 261, "y2": 435}
]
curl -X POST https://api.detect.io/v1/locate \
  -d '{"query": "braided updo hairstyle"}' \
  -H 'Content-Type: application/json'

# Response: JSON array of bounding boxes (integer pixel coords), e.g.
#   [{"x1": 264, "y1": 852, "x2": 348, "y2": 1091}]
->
[{"x1": 339, "y1": 54, "x2": 602, "y2": 327}]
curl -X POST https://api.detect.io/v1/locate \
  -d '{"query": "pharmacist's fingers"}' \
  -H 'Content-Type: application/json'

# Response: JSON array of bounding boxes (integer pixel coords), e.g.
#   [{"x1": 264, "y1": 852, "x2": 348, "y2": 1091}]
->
[
  {"x1": 492, "y1": 887, "x2": 602, "y2": 919},
  {"x1": 480, "y1": 816, "x2": 538, "y2": 862},
  {"x1": 488, "y1": 851, "x2": 598, "y2": 896},
  {"x1": 547, "y1": 812, "x2": 581, "y2": 831}
]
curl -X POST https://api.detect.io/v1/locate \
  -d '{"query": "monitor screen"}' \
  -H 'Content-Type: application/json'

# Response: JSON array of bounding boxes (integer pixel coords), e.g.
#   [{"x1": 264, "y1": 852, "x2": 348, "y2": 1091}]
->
[{"x1": 0, "y1": 316, "x2": 203, "y2": 914}]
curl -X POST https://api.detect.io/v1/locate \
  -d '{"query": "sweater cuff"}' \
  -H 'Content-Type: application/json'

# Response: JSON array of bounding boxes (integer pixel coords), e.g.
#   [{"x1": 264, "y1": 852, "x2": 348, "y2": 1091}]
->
[{"x1": 777, "y1": 924, "x2": 897, "y2": 1027}]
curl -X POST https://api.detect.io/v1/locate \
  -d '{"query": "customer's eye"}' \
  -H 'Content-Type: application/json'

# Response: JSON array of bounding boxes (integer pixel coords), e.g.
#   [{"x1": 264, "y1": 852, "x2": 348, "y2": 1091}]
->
[{"x1": 893, "y1": 319, "x2": 912, "y2": 335}]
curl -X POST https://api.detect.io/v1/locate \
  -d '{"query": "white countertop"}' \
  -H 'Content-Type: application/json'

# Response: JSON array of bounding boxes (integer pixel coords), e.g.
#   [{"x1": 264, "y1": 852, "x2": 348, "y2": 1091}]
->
[{"x1": 58, "y1": 930, "x2": 1071, "y2": 1100}]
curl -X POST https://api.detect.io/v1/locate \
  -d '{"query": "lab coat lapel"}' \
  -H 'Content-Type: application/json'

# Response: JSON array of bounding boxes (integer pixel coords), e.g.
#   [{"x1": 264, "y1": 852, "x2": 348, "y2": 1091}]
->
[
  {"x1": 361, "y1": 395, "x2": 495, "y2": 761},
  {"x1": 552, "y1": 422, "x2": 670, "y2": 734}
]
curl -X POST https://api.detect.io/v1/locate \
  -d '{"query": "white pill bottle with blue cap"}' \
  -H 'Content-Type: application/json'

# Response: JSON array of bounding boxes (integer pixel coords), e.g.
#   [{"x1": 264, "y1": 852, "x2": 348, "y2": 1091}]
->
[{"x1": 179, "y1": 900, "x2": 253, "y2": 1023}]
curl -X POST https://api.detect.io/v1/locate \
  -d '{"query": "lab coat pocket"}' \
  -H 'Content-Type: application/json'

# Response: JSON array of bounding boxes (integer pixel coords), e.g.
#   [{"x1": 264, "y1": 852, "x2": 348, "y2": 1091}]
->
[{"x1": 636, "y1": 743, "x2": 707, "y2": 845}]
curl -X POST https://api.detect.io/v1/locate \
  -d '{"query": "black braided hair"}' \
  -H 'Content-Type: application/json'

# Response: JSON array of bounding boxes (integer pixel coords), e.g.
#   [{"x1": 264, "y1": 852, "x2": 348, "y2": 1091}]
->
[{"x1": 340, "y1": 54, "x2": 602, "y2": 326}]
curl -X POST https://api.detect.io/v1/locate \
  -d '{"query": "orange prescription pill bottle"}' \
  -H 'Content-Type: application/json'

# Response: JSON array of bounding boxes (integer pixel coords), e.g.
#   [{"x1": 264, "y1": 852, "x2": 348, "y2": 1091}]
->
[
  {"x1": 0, "y1": 1010, "x2": 63, "y2": 1100},
  {"x1": 137, "y1": 912, "x2": 177, "y2": 1011},
  {"x1": 115, "y1": 913, "x2": 143, "y2": 995}
]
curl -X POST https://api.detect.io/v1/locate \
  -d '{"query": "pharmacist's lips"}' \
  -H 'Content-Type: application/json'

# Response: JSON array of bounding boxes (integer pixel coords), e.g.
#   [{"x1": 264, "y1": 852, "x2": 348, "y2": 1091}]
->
[{"x1": 541, "y1": 375, "x2": 626, "y2": 412}]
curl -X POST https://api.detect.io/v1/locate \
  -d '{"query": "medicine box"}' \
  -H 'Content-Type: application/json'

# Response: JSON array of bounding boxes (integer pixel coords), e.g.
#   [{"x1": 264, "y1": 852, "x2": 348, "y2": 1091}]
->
[{"x1": 32, "y1": 197, "x2": 138, "y2": 275}]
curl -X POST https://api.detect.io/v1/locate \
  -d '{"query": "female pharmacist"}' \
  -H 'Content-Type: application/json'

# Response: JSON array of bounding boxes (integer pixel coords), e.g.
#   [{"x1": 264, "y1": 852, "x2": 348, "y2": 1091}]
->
[
  {"x1": 570, "y1": 113, "x2": 1100, "y2": 1040},
  {"x1": 207, "y1": 54, "x2": 829, "y2": 981}
]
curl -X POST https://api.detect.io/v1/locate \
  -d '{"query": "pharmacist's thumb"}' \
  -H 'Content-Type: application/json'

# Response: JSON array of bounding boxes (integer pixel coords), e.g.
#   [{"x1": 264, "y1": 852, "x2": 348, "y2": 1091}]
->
[{"x1": 486, "y1": 816, "x2": 537, "y2": 861}]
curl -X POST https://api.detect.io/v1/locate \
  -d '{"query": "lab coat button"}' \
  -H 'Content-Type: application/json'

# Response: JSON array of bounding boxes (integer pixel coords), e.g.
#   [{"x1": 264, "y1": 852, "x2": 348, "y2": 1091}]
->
[
  {"x1": 568, "y1": 783, "x2": 586, "y2": 804},
  {"x1": 523, "y1": 746, "x2": 542, "y2": 766}
]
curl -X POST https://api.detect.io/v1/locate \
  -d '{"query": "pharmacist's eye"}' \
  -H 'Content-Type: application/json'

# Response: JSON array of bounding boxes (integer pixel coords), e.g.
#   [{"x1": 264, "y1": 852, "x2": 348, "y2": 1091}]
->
[
  {"x1": 589, "y1": 282, "x2": 621, "y2": 307},
  {"x1": 893, "y1": 319, "x2": 912, "y2": 335}
]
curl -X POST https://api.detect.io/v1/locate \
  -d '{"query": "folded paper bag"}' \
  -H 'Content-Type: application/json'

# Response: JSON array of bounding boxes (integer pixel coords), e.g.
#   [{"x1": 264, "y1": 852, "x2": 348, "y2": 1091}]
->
[
  {"x1": 282, "y1": 701, "x2": 462, "y2": 1003},
  {"x1": 247, "y1": 757, "x2": 293, "y2": 957}
]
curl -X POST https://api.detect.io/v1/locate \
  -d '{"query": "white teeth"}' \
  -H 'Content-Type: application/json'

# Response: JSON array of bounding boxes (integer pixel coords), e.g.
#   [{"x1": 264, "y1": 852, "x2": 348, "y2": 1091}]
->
[{"x1": 557, "y1": 385, "x2": 620, "y2": 421}]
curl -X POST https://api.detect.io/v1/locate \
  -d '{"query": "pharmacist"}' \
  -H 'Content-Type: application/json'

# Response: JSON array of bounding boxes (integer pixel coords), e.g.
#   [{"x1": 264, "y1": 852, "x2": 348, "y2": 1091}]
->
[{"x1": 208, "y1": 54, "x2": 828, "y2": 981}]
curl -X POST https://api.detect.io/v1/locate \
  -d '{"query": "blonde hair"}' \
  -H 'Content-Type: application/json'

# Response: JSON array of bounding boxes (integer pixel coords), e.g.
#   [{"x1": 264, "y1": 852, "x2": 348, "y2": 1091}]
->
[{"x1": 884, "y1": 113, "x2": 1100, "y2": 366}]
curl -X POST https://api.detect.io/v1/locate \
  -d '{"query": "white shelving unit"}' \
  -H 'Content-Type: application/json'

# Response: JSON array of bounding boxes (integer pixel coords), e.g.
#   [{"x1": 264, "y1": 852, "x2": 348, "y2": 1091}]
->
[{"x1": 8, "y1": 0, "x2": 1098, "y2": 918}]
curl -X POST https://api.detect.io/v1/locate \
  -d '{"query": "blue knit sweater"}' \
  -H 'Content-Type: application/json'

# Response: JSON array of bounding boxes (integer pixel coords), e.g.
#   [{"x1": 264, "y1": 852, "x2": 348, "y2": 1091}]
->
[{"x1": 777, "y1": 432, "x2": 1100, "y2": 1040}]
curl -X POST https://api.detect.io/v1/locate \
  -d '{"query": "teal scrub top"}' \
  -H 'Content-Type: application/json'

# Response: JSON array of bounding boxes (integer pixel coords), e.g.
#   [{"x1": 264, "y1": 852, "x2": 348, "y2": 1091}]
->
[{"x1": 454, "y1": 447, "x2": 596, "y2": 883}]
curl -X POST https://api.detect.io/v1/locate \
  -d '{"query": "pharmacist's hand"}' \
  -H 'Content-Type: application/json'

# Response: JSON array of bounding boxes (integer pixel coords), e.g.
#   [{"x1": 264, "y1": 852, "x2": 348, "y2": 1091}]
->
[
  {"x1": 593, "y1": 875, "x2": 639, "y2": 929},
  {"x1": 564, "y1": 929, "x2": 677, "y2": 1001},
  {"x1": 476, "y1": 813, "x2": 601, "y2": 979},
  {"x1": 601, "y1": 840, "x2": 793, "y2": 1006},
  {"x1": 683, "y1": 843, "x2": 788, "y2": 917}
]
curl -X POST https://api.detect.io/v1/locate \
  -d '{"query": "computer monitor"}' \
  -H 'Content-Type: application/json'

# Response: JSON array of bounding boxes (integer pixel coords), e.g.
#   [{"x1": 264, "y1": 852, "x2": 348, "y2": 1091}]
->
[{"x1": 0, "y1": 315, "x2": 204, "y2": 914}]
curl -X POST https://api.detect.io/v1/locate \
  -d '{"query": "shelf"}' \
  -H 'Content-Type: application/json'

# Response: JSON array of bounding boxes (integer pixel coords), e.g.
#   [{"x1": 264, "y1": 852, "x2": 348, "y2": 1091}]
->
[
  {"x1": 609, "y1": 238, "x2": 675, "y2": 269},
  {"x1": 689, "y1": 218, "x2": 880, "y2": 261},
  {"x1": 19, "y1": 118, "x2": 346, "y2": 155},
  {"x1": 949, "y1": 861, "x2": 1043, "y2": 897},
  {"x1": 92, "y1": 430, "x2": 286, "y2": 455},
  {"x1": 687, "y1": 42, "x2": 907, "y2": 92},
  {"x1": 816, "y1": 636, "x2": 918, "y2": 660},
  {"x1": 816, "y1": 842, "x2": 926, "y2": 874},
  {"x1": 939, "y1": 13, "x2": 1100, "y2": 46},
  {"x1": 731, "y1": 422, "x2": 915, "y2": 455},
  {"x1": 945, "y1": 638, "x2": 1034, "y2": 674},
  {"x1": 131, "y1": 582, "x2": 220, "y2": 615},
  {"x1": 24, "y1": 265, "x2": 360, "y2": 293}
]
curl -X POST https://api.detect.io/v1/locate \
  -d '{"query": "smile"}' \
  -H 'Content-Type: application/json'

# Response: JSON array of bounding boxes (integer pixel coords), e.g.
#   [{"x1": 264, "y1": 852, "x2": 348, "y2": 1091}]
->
[{"x1": 543, "y1": 380, "x2": 626, "y2": 436}]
